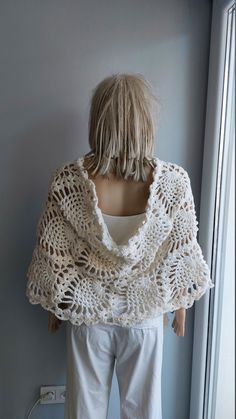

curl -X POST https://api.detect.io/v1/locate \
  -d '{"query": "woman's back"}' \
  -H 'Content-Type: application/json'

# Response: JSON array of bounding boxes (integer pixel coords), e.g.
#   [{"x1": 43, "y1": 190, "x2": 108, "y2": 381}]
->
[{"x1": 84, "y1": 156, "x2": 155, "y2": 217}]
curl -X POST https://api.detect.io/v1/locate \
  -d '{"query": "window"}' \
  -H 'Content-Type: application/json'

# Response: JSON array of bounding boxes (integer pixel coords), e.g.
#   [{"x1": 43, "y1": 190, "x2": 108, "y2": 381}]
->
[{"x1": 190, "y1": 2, "x2": 235, "y2": 418}]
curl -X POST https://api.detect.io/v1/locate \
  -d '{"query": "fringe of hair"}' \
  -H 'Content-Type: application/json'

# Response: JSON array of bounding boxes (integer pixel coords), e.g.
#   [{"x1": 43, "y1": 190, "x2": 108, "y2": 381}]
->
[{"x1": 84, "y1": 152, "x2": 156, "y2": 181}]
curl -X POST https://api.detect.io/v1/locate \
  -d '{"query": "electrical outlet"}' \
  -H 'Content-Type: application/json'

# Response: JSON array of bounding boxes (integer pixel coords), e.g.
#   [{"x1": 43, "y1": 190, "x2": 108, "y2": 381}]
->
[
  {"x1": 40, "y1": 386, "x2": 56, "y2": 404},
  {"x1": 40, "y1": 385, "x2": 66, "y2": 404},
  {"x1": 56, "y1": 386, "x2": 66, "y2": 403}
]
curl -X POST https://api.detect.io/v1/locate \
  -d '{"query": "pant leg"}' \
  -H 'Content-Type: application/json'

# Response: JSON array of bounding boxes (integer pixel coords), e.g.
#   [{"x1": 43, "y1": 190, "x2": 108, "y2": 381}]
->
[
  {"x1": 115, "y1": 315, "x2": 164, "y2": 419},
  {"x1": 64, "y1": 321, "x2": 116, "y2": 419}
]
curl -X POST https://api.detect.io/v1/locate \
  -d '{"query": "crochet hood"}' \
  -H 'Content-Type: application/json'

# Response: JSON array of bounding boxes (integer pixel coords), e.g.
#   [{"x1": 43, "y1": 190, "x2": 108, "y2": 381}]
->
[{"x1": 26, "y1": 155, "x2": 214, "y2": 326}]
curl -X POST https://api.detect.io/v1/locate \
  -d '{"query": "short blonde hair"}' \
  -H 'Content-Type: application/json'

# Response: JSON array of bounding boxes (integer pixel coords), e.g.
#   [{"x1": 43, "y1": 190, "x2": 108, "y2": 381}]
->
[{"x1": 86, "y1": 73, "x2": 160, "y2": 182}]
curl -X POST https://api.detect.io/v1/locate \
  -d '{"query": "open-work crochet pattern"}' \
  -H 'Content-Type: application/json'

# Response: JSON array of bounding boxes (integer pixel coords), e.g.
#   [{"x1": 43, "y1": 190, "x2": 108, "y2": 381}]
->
[{"x1": 26, "y1": 155, "x2": 215, "y2": 326}]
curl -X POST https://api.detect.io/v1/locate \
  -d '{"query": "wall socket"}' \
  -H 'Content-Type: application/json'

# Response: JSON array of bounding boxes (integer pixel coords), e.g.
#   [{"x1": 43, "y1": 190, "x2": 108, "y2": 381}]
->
[{"x1": 40, "y1": 385, "x2": 66, "y2": 404}]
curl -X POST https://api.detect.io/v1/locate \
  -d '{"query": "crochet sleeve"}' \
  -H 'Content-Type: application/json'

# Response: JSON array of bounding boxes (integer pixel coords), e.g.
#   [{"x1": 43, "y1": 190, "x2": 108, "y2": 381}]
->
[{"x1": 157, "y1": 169, "x2": 215, "y2": 312}]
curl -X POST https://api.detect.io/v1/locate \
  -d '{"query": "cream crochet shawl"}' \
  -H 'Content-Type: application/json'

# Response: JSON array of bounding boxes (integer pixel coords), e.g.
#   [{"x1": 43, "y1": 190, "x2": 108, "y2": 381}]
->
[{"x1": 26, "y1": 155, "x2": 215, "y2": 326}]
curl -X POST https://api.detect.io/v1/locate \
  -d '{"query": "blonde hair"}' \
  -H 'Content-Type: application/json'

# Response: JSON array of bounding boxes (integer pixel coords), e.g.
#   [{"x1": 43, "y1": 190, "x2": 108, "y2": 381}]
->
[{"x1": 85, "y1": 73, "x2": 160, "y2": 182}]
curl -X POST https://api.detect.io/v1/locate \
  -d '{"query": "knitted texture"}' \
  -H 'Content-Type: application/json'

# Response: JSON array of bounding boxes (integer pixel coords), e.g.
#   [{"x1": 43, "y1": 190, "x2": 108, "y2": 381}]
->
[{"x1": 26, "y1": 155, "x2": 215, "y2": 326}]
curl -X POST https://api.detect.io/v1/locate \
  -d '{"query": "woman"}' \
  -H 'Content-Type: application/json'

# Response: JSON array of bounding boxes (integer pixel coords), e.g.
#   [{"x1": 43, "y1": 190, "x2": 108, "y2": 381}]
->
[{"x1": 26, "y1": 73, "x2": 214, "y2": 419}]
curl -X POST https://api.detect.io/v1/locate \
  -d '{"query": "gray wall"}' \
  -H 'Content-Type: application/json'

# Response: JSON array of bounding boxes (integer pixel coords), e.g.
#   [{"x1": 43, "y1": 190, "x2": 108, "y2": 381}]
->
[{"x1": 0, "y1": 1, "x2": 212, "y2": 418}]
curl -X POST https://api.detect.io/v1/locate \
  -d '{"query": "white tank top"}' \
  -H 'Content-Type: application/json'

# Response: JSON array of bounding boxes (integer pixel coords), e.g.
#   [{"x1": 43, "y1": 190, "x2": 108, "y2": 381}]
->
[
  {"x1": 99, "y1": 211, "x2": 163, "y2": 328},
  {"x1": 102, "y1": 211, "x2": 146, "y2": 245}
]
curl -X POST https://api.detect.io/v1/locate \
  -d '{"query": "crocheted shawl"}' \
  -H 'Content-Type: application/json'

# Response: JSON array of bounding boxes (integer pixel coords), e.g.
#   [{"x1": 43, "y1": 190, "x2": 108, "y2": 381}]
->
[{"x1": 26, "y1": 155, "x2": 215, "y2": 326}]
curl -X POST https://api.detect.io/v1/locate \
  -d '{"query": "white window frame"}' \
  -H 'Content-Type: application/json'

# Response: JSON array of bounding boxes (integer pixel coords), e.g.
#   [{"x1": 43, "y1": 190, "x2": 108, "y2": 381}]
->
[{"x1": 190, "y1": 1, "x2": 235, "y2": 418}]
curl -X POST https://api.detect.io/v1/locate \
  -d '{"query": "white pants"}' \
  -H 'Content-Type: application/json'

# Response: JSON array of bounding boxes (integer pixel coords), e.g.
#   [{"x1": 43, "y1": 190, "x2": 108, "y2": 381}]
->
[{"x1": 64, "y1": 315, "x2": 164, "y2": 419}]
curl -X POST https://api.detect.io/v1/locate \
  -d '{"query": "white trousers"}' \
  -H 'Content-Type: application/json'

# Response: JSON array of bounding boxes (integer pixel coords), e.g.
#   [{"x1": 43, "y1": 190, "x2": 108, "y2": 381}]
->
[{"x1": 64, "y1": 315, "x2": 164, "y2": 419}]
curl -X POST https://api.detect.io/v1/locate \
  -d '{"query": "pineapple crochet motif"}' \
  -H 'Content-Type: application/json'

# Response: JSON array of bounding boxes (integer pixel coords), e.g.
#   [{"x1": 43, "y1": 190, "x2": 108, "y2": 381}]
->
[{"x1": 26, "y1": 155, "x2": 215, "y2": 326}]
